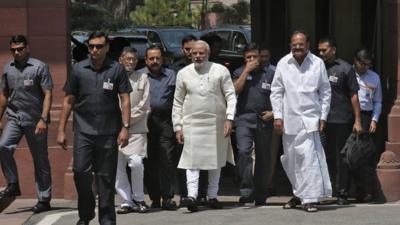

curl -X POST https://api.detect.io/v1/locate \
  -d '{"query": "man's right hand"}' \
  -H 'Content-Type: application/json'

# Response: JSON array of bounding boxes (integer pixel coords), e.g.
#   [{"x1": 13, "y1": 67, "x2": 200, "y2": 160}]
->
[
  {"x1": 176, "y1": 130, "x2": 184, "y2": 144},
  {"x1": 243, "y1": 60, "x2": 259, "y2": 74},
  {"x1": 353, "y1": 121, "x2": 363, "y2": 134},
  {"x1": 56, "y1": 131, "x2": 68, "y2": 150},
  {"x1": 273, "y1": 119, "x2": 284, "y2": 135}
]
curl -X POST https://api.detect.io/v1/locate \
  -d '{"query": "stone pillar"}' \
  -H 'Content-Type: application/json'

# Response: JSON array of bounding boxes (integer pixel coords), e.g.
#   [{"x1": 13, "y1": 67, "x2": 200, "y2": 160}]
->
[
  {"x1": 0, "y1": 0, "x2": 72, "y2": 199},
  {"x1": 376, "y1": 0, "x2": 400, "y2": 202}
]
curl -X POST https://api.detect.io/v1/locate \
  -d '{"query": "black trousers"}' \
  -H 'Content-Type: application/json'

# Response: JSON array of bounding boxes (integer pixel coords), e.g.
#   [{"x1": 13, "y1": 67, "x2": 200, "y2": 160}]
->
[
  {"x1": 144, "y1": 114, "x2": 177, "y2": 201},
  {"x1": 235, "y1": 120, "x2": 273, "y2": 202},
  {"x1": 325, "y1": 123, "x2": 353, "y2": 197},
  {"x1": 73, "y1": 132, "x2": 118, "y2": 225},
  {"x1": 176, "y1": 143, "x2": 208, "y2": 198}
]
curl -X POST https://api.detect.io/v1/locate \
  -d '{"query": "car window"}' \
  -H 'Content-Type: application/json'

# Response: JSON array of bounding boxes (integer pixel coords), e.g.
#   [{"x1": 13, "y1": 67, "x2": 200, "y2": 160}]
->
[
  {"x1": 148, "y1": 31, "x2": 162, "y2": 44},
  {"x1": 232, "y1": 31, "x2": 247, "y2": 52},
  {"x1": 159, "y1": 30, "x2": 197, "y2": 49},
  {"x1": 213, "y1": 31, "x2": 231, "y2": 51}
]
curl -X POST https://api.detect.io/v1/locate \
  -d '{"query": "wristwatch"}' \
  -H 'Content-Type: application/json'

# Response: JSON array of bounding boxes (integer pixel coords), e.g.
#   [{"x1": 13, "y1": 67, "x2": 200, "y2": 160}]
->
[
  {"x1": 40, "y1": 116, "x2": 49, "y2": 124},
  {"x1": 122, "y1": 123, "x2": 130, "y2": 129}
]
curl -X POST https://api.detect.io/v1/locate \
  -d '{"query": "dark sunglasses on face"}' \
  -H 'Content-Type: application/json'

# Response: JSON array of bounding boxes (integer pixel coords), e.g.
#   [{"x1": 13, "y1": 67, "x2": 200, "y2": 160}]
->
[
  {"x1": 88, "y1": 44, "x2": 106, "y2": 50},
  {"x1": 10, "y1": 46, "x2": 26, "y2": 53}
]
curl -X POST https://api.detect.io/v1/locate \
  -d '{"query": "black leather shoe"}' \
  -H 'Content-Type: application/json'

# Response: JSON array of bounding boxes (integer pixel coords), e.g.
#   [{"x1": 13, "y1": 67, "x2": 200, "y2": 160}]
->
[
  {"x1": 133, "y1": 200, "x2": 149, "y2": 213},
  {"x1": 0, "y1": 183, "x2": 21, "y2": 198},
  {"x1": 337, "y1": 197, "x2": 349, "y2": 205},
  {"x1": 162, "y1": 199, "x2": 177, "y2": 210},
  {"x1": 196, "y1": 197, "x2": 208, "y2": 206},
  {"x1": 76, "y1": 219, "x2": 89, "y2": 225},
  {"x1": 208, "y1": 198, "x2": 223, "y2": 209},
  {"x1": 151, "y1": 200, "x2": 161, "y2": 209},
  {"x1": 255, "y1": 200, "x2": 267, "y2": 206},
  {"x1": 238, "y1": 195, "x2": 254, "y2": 204},
  {"x1": 32, "y1": 201, "x2": 51, "y2": 213},
  {"x1": 181, "y1": 197, "x2": 198, "y2": 212}
]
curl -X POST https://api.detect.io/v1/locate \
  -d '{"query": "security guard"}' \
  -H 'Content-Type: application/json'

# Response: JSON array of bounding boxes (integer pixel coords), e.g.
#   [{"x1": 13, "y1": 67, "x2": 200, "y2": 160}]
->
[
  {"x1": 233, "y1": 43, "x2": 275, "y2": 206},
  {"x1": 318, "y1": 37, "x2": 362, "y2": 205},
  {"x1": 0, "y1": 35, "x2": 53, "y2": 213},
  {"x1": 57, "y1": 31, "x2": 132, "y2": 225}
]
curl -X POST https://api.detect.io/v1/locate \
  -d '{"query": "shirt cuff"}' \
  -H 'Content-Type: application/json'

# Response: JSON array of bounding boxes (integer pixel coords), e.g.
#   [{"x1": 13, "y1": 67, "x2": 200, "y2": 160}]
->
[
  {"x1": 320, "y1": 113, "x2": 328, "y2": 121},
  {"x1": 372, "y1": 115, "x2": 380, "y2": 123},
  {"x1": 173, "y1": 125, "x2": 182, "y2": 132},
  {"x1": 273, "y1": 111, "x2": 282, "y2": 120},
  {"x1": 226, "y1": 114, "x2": 234, "y2": 121}
]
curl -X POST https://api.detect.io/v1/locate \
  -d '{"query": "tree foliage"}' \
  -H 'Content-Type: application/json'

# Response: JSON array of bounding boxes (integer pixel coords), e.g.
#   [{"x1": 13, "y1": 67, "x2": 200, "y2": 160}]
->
[
  {"x1": 73, "y1": 0, "x2": 136, "y2": 19},
  {"x1": 210, "y1": 0, "x2": 250, "y2": 25},
  {"x1": 71, "y1": 2, "x2": 130, "y2": 31},
  {"x1": 130, "y1": 0, "x2": 192, "y2": 26}
]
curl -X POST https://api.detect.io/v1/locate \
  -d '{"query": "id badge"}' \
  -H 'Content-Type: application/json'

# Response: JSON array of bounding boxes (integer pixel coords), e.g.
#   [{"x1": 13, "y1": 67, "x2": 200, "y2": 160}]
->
[
  {"x1": 246, "y1": 76, "x2": 253, "y2": 80},
  {"x1": 103, "y1": 79, "x2": 114, "y2": 90},
  {"x1": 262, "y1": 82, "x2": 271, "y2": 90},
  {"x1": 329, "y1": 75, "x2": 338, "y2": 83},
  {"x1": 24, "y1": 79, "x2": 34, "y2": 86}
]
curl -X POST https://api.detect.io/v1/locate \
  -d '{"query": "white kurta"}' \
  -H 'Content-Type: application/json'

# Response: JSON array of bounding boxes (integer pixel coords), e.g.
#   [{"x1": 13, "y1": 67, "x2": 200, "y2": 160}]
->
[
  {"x1": 172, "y1": 62, "x2": 237, "y2": 170},
  {"x1": 270, "y1": 52, "x2": 332, "y2": 203}
]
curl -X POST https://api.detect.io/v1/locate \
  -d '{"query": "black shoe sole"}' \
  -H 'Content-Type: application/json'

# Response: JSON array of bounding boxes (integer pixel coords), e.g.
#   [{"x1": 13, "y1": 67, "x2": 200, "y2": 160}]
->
[{"x1": 0, "y1": 196, "x2": 16, "y2": 213}]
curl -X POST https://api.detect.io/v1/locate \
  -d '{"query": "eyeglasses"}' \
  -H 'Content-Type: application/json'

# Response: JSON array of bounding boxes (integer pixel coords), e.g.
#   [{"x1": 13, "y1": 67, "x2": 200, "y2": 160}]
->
[
  {"x1": 88, "y1": 44, "x2": 106, "y2": 50},
  {"x1": 10, "y1": 46, "x2": 26, "y2": 53}
]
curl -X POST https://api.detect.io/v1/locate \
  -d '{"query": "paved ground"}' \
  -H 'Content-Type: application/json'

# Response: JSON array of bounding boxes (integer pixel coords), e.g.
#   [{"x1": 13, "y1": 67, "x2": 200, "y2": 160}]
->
[{"x1": 6, "y1": 196, "x2": 398, "y2": 225}]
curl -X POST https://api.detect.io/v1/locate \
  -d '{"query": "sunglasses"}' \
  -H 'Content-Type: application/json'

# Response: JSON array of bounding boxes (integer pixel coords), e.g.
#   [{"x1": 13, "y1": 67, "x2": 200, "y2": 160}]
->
[
  {"x1": 88, "y1": 44, "x2": 106, "y2": 50},
  {"x1": 10, "y1": 46, "x2": 26, "y2": 53}
]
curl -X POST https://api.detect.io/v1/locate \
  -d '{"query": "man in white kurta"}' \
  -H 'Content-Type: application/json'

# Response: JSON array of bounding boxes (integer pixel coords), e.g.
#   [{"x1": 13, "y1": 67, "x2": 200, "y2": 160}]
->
[
  {"x1": 172, "y1": 40, "x2": 236, "y2": 212},
  {"x1": 270, "y1": 31, "x2": 332, "y2": 212},
  {"x1": 115, "y1": 47, "x2": 150, "y2": 214}
]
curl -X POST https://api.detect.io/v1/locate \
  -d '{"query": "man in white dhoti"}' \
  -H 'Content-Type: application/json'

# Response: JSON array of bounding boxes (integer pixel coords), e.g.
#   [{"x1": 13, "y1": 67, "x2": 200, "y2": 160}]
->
[
  {"x1": 172, "y1": 40, "x2": 237, "y2": 212},
  {"x1": 270, "y1": 31, "x2": 332, "y2": 212},
  {"x1": 115, "y1": 47, "x2": 150, "y2": 214}
]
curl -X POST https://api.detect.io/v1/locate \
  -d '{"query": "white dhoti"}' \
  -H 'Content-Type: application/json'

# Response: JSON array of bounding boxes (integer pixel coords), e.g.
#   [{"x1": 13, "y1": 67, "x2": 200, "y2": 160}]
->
[{"x1": 281, "y1": 129, "x2": 332, "y2": 204}]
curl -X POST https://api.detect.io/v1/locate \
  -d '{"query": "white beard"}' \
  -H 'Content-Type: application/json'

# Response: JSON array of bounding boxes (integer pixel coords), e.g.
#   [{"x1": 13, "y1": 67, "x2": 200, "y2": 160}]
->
[{"x1": 194, "y1": 59, "x2": 208, "y2": 71}]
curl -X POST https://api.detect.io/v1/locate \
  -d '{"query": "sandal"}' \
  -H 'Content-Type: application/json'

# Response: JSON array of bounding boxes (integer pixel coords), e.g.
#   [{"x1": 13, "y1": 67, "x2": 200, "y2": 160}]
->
[
  {"x1": 302, "y1": 203, "x2": 318, "y2": 213},
  {"x1": 283, "y1": 196, "x2": 301, "y2": 209}
]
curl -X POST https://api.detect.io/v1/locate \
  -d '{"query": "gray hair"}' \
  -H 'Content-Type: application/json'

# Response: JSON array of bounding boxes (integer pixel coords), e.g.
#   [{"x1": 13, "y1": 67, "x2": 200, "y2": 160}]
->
[
  {"x1": 120, "y1": 46, "x2": 137, "y2": 57},
  {"x1": 194, "y1": 40, "x2": 210, "y2": 54}
]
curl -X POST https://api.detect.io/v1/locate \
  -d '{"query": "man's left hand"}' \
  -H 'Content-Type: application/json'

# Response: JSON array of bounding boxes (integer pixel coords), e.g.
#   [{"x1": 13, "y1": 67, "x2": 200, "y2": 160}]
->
[
  {"x1": 224, "y1": 120, "x2": 233, "y2": 137},
  {"x1": 369, "y1": 120, "x2": 377, "y2": 133},
  {"x1": 35, "y1": 120, "x2": 47, "y2": 135},
  {"x1": 319, "y1": 120, "x2": 326, "y2": 132},
  {"x1": 118, "y1": 128, "x2": 129, "y2": 148}
]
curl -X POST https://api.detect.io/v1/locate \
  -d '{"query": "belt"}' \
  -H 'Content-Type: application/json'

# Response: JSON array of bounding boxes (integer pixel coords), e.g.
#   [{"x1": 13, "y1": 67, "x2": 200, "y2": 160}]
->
[{"x1": 361, "y1": 110, "x2": 373, "y2": 115}]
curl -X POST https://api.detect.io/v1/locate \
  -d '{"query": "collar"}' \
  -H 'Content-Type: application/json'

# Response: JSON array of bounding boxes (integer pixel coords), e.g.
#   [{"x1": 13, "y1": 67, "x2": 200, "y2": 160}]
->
[
  {"x1": 11, "y1": 57, "x2": 33, "y2": 68},
  {"x1": 289, "y1": 51, "x2": 312, "y2": 65},
  {"x1": 83, "y1": 57, "x2": 113, "y2": 70},
  {"x1": 142, "y1": 66, "x2": 168, "y2": 78}
]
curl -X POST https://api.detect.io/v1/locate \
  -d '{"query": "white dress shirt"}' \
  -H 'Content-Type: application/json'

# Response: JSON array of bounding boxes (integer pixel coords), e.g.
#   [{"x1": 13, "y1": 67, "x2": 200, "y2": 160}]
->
[{"x1": 270, "y1": 52, "x2": 331, "y2": 135}]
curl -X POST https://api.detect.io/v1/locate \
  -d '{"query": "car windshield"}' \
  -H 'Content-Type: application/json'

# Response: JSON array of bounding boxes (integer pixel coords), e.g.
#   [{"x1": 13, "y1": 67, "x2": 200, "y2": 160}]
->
[
  {"x1": 243, "y1": 28, "x2": 251, "y2": 41},
  {"x1": 159, "y1": 30, "x2": 198, "y2": 49}
]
